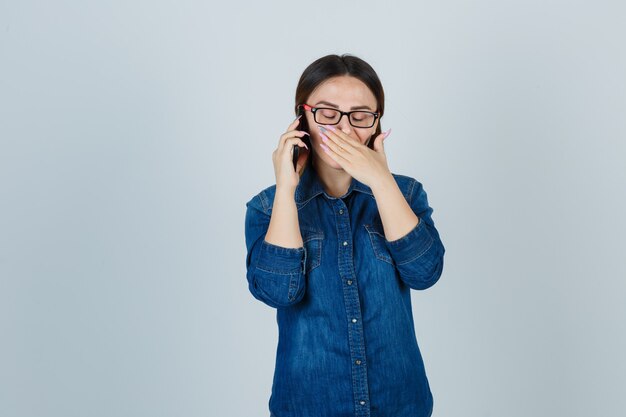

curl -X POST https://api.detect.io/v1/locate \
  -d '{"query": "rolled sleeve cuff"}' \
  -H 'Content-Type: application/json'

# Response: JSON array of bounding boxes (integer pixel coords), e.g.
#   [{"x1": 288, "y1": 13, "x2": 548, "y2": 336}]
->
[
  {"x1": 256, "y1": 239, "x2": 305, "y2": 274},
  {"x1": 384, "y1": 218, "x2": 435, "y2": 265}
]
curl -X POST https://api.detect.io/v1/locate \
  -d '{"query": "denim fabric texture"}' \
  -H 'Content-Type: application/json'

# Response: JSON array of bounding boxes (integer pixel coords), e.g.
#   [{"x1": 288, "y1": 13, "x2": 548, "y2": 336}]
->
[{"x1": 244, "y1": 165, "x2": 445, "y2": 417}]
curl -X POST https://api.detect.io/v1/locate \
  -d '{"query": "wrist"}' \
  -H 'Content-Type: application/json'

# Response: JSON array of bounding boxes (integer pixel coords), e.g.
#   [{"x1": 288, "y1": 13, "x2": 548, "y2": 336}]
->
[
  {"x1": 370, "y1": 172, "x2": 395, "y2": 194},
  {"x1": 276, "y1": 185, "x2": 296, "y2": 198}
]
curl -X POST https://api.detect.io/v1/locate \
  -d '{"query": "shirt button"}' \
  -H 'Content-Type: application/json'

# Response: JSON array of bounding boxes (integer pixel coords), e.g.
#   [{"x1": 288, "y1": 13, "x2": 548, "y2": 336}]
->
[
  {"x1": 352, "y1": 318, "x2": 357, "y2": 323},
  {"x1": 355, "y1": 359, "x2": 361, "y2": 365},
  {"x1": 343, "y1": 241, "x2": 348, "y2": 246},
  {"x1": 339, "y1": 209, "x2": 344, "y2": 214},
  {"x1": 347, "y1": 280, "x2": 352, "y2": 285},
  {"x1": 360, "y1": 400, "x2": 366, "y2": 405}
]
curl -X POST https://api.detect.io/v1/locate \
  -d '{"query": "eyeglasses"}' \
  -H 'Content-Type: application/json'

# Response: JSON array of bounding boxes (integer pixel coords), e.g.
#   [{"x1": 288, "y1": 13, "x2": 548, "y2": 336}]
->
[{"x1": 298, "y1": 103, "x2": 379, "y2": 128}]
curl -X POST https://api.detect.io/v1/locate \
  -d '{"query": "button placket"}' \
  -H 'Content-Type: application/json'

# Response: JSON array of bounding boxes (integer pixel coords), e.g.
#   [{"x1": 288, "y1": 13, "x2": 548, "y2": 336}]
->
[{"x1": 334, "y1": 198, "x2": 370, "y2": 415}]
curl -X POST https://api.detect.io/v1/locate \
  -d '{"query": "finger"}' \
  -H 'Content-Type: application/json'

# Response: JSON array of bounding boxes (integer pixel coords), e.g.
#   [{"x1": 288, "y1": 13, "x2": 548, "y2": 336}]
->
[
  {"x1": 283, "y1": 136, "x2": 309, "y2": 154},
  {"x1": 319, "y1": 140, "x2": 348, "y2": 163},
  {"x1": 282, "y1": 129, "x2": 310, "y2": 139},
  {"x1": 295, "y1": 144, "x2": 312, "y2": 173},
  {"x1": 279, "y1": 129, "x2": 310, "y2": 149},
  {"x1": 288, "y1": 115, "x2": 302, "y2": 130},
  {"x1": 279, "y1": 116, "x2": 302, "y2": 144},
  {"x1": 317, "y1": 124, "x2": 360, "y2": 148},
  {"x1": 375, "y1": 128, "x2": 391, "y2": 150},
  {"x1": 317, "y1": 127, "x2": 359, "y2": 155},
  {"x1": 320, "y1": 130, "x2": 355, "y2": 157}
]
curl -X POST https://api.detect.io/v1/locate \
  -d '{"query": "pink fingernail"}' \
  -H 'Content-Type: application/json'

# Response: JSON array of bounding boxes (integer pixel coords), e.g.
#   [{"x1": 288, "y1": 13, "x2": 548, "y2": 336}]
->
[
  {"x1": 321, "y1": 133, "x2": 329, "y2": 142},
  {"x1": 324, "y1": 124, "x2": 336, "y2": 131},
  {"x1": 384, "y1": 128, "x2": 392, "y2": 138},
  {"x1": 320, "y1": 143, "x2": 329, "y2": 152}
]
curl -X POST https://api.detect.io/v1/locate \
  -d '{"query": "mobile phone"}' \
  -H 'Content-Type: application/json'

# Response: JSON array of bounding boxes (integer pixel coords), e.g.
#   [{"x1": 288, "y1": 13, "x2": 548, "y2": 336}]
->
[
  {"x1": 292, "y1": 108, "x2": 311, "y2": 170},
  {"x1": 292, "y1": 144, "x2": 300, "y2": 171}
]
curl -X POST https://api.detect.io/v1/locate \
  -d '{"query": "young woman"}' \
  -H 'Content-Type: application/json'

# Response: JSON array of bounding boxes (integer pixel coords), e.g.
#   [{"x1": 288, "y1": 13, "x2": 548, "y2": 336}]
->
[{"x1": 244, "y1": 54, "x2": 445, "y2": 417}]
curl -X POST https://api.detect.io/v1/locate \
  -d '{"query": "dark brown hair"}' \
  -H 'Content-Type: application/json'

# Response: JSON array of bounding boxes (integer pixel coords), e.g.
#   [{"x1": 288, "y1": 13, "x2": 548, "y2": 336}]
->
[{"x1": 294, "y1": 54, "x2": 385, "y2": 174}]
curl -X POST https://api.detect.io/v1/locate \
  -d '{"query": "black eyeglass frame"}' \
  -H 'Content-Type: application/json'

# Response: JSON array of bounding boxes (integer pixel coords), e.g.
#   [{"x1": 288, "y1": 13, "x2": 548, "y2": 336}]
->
[{"x1": 298, "y1": 103, "x2": 380, "y2": 128}]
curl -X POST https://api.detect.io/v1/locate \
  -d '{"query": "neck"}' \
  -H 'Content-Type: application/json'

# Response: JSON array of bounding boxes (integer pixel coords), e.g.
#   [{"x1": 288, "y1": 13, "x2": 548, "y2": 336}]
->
[{"x1": 312, "y1": 155, "x2": 353, "y2": 198}]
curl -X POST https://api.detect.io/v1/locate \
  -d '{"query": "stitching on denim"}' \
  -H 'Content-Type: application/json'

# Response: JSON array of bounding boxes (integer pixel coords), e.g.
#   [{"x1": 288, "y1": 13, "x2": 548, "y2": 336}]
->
[
  {"x1": 301, "y1": 228, "x2": 323, "y2": 272},
  {"x1": 301, "y1": 231, "x2": 324, "y2": 243},
  {"x1": 296, "y1": 197, "x2": 315, "y2": 210},
  {"x1": 256, "y1": 266, "x2": 301, "y2": 275},
  {"x1": 305, "y1": 237, "x2": 322, "y2": 271},
  {"x1": 288, "y1": 267, "x2": 301, "y2": 300},
  {"x1": 259, "y1": 190, "x2": 269, "y2": 214},
  {"x1": 395, "y1": 234, "x2": 435, "y2": 265},
  {"x1": 262, "y1": 239, "x2": 304, "y2": 254},
  {"x1": 363, "y1": 224, "x2": 394, "y2": 265}
]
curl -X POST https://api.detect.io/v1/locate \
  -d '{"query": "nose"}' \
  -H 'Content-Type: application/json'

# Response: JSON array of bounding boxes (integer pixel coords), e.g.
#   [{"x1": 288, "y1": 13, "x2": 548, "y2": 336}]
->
[{"x1": 336, "y1": 113, "x2": 352, "y2": 134}]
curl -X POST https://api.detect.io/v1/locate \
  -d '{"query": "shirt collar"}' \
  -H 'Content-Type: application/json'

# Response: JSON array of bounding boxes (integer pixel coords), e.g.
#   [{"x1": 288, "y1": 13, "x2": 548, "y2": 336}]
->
[{"x1": 295, "y1": 164, "x2": 375, "y2": 206}]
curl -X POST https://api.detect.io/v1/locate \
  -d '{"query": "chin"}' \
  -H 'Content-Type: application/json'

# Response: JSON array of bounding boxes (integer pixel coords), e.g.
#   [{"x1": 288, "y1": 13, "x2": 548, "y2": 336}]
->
[{"x1": 314, "y1": 152, "x2": 344, "y2": 170}]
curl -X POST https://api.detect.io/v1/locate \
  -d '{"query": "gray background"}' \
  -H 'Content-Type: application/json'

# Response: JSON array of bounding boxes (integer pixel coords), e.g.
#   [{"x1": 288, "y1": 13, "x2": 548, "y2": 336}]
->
[{"x1": 1, "y1": 1, "x2": 625, "y2": 416}]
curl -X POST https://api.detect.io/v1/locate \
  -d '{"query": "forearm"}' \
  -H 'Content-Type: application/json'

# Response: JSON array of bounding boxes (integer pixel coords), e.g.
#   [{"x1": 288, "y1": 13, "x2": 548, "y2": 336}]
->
[
  {"x1": 264, "y1": 186, "x2": 303, "y2": 248},
  {"x1": 371, "y1": 174, "x2": 420, "y2": 242}
]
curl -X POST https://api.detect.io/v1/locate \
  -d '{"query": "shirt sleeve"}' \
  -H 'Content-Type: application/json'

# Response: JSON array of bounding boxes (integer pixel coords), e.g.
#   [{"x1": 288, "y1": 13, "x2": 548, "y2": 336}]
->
[
  {"x1": 384, "y1": 179, "x2": 445, "y2": 290},
  {"x1": 244, "y1": 193, "x2": 307, "y2": 308}
]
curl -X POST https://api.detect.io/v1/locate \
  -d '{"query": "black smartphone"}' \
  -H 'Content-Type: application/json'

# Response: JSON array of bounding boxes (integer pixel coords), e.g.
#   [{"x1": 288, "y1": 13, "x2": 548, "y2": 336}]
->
[
  {"x1": 292, "y1": 108, "x2": 311, "y2": 170},
  {"x1": 292, "y1": 144, "x2": 300, "y2": 171}
]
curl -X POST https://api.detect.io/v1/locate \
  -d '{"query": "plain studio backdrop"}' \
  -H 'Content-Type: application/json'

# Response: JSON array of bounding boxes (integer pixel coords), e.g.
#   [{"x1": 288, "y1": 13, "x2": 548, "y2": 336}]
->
[{"x1": 1, "y1": 1, "x2": 625, "y2": 416}]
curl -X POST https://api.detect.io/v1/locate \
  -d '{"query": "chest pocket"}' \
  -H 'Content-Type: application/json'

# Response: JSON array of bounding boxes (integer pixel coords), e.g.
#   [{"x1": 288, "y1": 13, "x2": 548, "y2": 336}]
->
[
  {"x1": 301, "y1": 226, "x2": 324, "y2": 274},
  {"x1": 363, "y1": 219, "x2": 395, "y2": 266}
]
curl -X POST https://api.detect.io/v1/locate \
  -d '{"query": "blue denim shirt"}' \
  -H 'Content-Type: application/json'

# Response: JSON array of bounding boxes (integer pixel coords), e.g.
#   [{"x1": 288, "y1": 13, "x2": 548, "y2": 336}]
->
[{"x1": 244, "y1": 165, "x2": 445, "y2": 417}]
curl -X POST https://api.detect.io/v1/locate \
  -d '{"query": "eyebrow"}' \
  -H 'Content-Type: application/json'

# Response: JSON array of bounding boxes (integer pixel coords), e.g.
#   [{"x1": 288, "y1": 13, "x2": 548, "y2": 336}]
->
[{"x1": 314, "y1": 100, "x2": 374, "y2": 111}]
